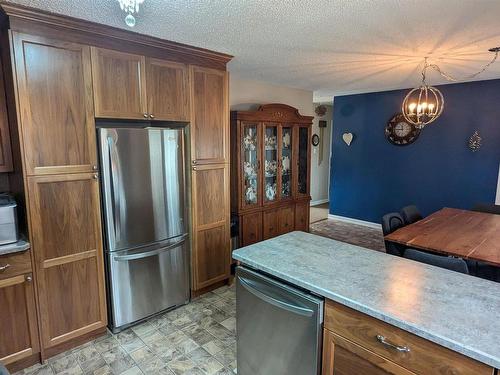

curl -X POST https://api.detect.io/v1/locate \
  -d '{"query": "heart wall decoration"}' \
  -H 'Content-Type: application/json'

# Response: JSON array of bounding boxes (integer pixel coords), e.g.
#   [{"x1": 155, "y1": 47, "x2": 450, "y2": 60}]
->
[{"x1": 342, "y1": 132, "x2": 354, "y2": 146}]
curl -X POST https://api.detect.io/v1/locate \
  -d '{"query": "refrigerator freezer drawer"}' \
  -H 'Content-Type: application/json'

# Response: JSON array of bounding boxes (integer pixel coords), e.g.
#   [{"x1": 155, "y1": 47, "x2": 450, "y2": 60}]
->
[{"x1": 108, "y1": 237, "x2": 190, "y2": 330}]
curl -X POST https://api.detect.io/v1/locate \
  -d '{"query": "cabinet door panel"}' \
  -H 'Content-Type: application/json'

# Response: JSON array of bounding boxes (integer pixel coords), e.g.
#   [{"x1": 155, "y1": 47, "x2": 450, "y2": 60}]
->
[
  {"x1": 91, "y1": 47, "x2": 147, "y2": 119},
  {"x1": 322, "y1": 330, "x2": 415, "y2": 375},
  {"x1": 241, "y1": 212, "x2": 263, "y2": 246},
  {"x1": 263, "y1": 209, "x2": 278, "y2": 240},
  {"x1": 278, "y1": 205, "x2": 295, "y2": 235},
  {"x1": 13, "y1": 33, "x2": 96, "y2": 175},
  {"x1": 190, "y1": 66, "x2": 228, "y2": 164},
  {"x1": 0, "y1": 57, "x2": 13, "y2": 172},
  {"x1": 0, "y1": 274, "x2": 39, "y2": 365},
  {"x1": 295, "y1": 201, "x2": 309, "y2": 232},
  {"x1": 146, "y1": 59, "x2": 189, "y2": 121},
  {"x1": 28, "y1": 173, "x2": 106, "y2": 348},
  {"x1": 192, "y1": 165, "x2": 230, "y2": 290}
]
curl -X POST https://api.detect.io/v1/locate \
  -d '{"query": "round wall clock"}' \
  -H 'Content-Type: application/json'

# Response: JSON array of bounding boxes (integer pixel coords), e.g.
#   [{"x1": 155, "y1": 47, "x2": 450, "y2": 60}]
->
[
  {"x1": 311, "y1": 134, "x2": 320, "y2": 146},
  {"x1": 385, "y1": 114, "x2": 421, "y2": 146}
]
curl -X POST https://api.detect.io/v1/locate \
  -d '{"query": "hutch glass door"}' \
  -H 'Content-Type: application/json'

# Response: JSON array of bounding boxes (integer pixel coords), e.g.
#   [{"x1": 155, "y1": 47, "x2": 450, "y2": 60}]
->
[
  {"x1": 241, "y1": 122, "x2": 260, "y2": 208},
  {"x1": 297, "y1": 126, "x2": 310, "y2": 196},
  {"x1": 263, "y1": 124, "x2": 278, "y2": 204},
  {"x1": 280, "y1": 125, "x2": 293, "y2": 200}
]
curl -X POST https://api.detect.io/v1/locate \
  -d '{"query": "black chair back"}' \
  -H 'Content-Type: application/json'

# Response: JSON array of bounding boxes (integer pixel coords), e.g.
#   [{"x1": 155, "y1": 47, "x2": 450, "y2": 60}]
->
[
  {"x1": 472, "y1": 203, "x2": 500, "y2": 215},
  {"x1": 404, "y1": 249, "x2": 469, "y2": 274},
  {"x1": 381, "y1": 213, "x2": 406, "y2": 256},
  {"x1": 400, "y1": 205, "x2": 423, "y2": 225}
]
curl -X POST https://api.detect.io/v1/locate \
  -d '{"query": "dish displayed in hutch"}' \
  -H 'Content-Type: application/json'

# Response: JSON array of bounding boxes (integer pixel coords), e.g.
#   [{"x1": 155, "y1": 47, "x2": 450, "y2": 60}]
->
[{"x1": 230, "y1": 104, "x2": 313, "y2": 248}]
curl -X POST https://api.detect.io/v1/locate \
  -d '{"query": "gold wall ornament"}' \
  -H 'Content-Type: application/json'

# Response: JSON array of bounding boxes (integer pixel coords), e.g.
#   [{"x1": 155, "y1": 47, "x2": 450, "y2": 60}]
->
[
  {"x1": 468, "y1": 131, "x2": 482, "y2": 152},
  {"x1": 402, "y1": 48, "x2": 499, "y2": 129}
]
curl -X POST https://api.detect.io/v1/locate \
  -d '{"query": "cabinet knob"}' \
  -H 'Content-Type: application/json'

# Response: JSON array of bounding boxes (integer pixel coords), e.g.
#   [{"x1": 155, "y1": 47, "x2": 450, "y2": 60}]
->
[
  {"x1": 92, "y1": 165, "x2": 98, "y2": 171},
  {"x1": 93, "y1": 173, "x2": 99, "y2": 179},
  {"x1": 192, "y1": 166, "x2": 197, "y2": 171},
  {"x1": 0, "y1": 263, "x2": 11, "y2": 272},
  {"x1": 149, "y1": 114, "x2": 155, "y2": 119},
  {"x1": 25, "y1": 275, "x2": 32, "y2": 282},
  {"x1": 143, "y1": 113, "x2": 149, "y2": 118},
  {"x1": 192, "y1": 160, "x2": 198, "y2": 165}
]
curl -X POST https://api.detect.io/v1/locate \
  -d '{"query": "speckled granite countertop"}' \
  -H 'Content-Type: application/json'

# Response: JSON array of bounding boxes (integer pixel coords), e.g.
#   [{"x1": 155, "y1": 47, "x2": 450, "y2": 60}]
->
[
  {"x1": 232, "y1": 231, "x2": 500, "y2": 369},
  {"x1": 0, "y1": 238, "x2": 30, "y2": 256}
]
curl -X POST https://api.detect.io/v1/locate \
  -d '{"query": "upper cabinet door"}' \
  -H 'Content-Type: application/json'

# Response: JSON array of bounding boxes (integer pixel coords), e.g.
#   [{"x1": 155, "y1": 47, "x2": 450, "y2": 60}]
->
[
  {"x1": 146, "y1": 58, "x2": 189, "y2": 122},
  {"x1": 190, "y1": 66, "x2": 228, "y2": 164},
  {"x1": 91, "y1": 47, "x2": 147, "y2": 119},
  {"x1": 13, "y1": 33, "x2": 97, "y2": 176}
]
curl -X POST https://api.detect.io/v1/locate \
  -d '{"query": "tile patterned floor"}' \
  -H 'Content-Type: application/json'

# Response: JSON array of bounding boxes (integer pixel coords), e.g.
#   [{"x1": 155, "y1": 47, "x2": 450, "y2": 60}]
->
[
  {"x1": 16, "y1": 285, "x2": 237, "y2": 375},
  {"x1": 310, "y1": 218, "x2": 386, "y2": 252}
]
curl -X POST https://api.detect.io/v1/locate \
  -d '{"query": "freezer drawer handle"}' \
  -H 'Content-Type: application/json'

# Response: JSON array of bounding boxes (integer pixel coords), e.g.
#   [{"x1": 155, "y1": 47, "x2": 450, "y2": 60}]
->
[
  {"x1": 238, "y1": 276, "x2": 314, "y2": 317},
  {"x1": 113, "y1": 235, "x2": 187, "y2": 261}
]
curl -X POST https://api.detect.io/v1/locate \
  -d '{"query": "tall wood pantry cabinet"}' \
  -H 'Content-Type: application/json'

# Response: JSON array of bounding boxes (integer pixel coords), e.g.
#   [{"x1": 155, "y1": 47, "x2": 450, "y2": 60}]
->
[
  {"x1": 0, "y1": 3, "x2": 232, "y2": 371},
  {"x1": 230, "y1": 104, "x2": 313, "y2": 247}
]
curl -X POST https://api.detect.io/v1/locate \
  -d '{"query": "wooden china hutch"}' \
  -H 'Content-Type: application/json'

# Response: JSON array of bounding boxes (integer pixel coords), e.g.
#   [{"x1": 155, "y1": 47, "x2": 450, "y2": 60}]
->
[{"x1": 230, "y1": 104, "x2": 313, "y2": 247}]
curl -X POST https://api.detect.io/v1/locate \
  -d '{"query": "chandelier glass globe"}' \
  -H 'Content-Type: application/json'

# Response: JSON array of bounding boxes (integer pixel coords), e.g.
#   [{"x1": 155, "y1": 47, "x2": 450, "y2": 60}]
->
[
  {"x1": 117, "y1": 0, "x2": 145, "y2": 27},
  {"x1": 402, "y1": 84, "x2": 444, "y2": 129}
]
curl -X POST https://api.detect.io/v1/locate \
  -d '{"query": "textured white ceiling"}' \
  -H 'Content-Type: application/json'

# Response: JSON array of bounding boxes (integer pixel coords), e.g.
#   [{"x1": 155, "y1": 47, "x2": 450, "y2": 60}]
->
[{"x1": 7, "y1": 0, "x2": 500, "y2": 101}]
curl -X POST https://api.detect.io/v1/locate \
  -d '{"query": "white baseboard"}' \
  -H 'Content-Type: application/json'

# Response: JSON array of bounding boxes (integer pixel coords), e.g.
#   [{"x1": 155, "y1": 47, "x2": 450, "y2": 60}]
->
[
  {"x1": 310, "y1": 199, "x2": 329, "y2": 206},
  {"x1": 327, "y1": 214, "x2": 382, "y2": 229}
]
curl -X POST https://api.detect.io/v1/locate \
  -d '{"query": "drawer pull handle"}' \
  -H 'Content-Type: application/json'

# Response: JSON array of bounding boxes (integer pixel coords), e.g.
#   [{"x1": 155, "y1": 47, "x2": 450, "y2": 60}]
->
[
  {"x1": 376, "y1": 335, "x2": 410, "y2": 353},
  {"x1": 0, "y1": 264, "x2": 11, "y2": 272}
]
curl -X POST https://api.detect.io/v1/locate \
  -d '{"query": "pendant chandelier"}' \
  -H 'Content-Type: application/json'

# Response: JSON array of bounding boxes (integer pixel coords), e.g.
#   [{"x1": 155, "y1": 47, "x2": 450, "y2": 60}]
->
[
  {"x1": 117, "y1": 0, "x2": 145, "y2": 27},
  {"x1": 402, "y1": 47, "x2": 500, "y2": 129}
]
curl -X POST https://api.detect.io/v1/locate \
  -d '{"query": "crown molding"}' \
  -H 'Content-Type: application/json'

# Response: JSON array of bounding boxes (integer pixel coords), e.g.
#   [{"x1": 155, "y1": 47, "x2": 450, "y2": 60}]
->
[{"x1": 0, "y1": 2, "x2": 233, "y2": 70}]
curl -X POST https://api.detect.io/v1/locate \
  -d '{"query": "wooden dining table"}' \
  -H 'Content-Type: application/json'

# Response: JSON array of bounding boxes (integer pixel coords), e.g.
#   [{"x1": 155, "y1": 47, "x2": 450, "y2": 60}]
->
[{"x1": 385, "y1": 207, "x2": 500, "y2": 266}]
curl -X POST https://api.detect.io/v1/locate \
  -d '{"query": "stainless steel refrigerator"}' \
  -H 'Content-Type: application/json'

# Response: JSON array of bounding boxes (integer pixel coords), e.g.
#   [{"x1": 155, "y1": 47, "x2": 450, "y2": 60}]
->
[{"x1": 98, "y1": 125, "x2": 190, "y2": 332}]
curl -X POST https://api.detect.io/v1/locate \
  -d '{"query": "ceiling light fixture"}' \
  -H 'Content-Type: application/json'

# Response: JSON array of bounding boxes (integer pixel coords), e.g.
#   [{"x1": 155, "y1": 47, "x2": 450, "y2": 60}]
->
[
  {"x1": 402, "y1": 47, "x2": 500, "y2": 129},
  {"x1": 117, "y1": 0, "x2": 145, "y2": 27}
]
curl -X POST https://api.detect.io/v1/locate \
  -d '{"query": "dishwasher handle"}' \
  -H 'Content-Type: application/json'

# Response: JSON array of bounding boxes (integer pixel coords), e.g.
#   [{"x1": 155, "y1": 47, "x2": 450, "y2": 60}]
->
[{"x1": 238, "y1": 275, "x2": 315, "y2": 317}]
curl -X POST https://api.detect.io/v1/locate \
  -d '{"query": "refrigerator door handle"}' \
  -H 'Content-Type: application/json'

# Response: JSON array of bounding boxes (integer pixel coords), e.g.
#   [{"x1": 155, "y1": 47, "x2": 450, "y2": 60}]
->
[
  {"x1": 113, "y1": 235, "x2": 187, "y2": 261},
  {"x1": 237, "y1": 275, "x2": 314, "y2": 317},
  {"x1": 107, "y1": 136, "x2": 122, "y2": 245}
]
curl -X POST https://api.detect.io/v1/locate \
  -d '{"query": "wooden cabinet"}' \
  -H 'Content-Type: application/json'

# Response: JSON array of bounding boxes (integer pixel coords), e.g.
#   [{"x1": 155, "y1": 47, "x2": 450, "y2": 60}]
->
[
  {"x1": 242, "y1": 212, "x2": 263, "y2": 244},
  {"x1": 295, "y1": 201, "x2": 310, "y2": 232},
  {"x1": 13, "y1": 33, "x2": 97, "y2": 176},
  {"x1": 191, "y1": 164, "x2": 230, "y2": 291},
  {"x1": 0, "y1": 56, "x2": 13, "y2": 172},
  {"x1": 146, "y1": 58, "x2": 189, "y2": 121},
  {"x1": 231, "y1": 104, "x2": 313, "y2": 245},
  {"x1": 0, "y1": 272, "x2": 39, "y2": 366},
  {"x1": 27, "y1": 174, "x2": 106, "y2": 349},
  {"x1": 91, "y1": 48, "x2": 147, "y2": 119},
  {"x1": 323, "y1": 300, "x2": 494, "y2": 375},
  {"x1": 190, "y1": 66, "x2": 228, "y2": 164},
  {"x1": 91, "y1": 48, "x2": 190, "y2": 122}
]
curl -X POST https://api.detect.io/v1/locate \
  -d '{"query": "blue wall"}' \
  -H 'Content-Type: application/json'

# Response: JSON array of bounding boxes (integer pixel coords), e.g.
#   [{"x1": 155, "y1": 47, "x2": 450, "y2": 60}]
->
[{"x1": 330, "y1": 79, "x2": 500, "y2": 223}]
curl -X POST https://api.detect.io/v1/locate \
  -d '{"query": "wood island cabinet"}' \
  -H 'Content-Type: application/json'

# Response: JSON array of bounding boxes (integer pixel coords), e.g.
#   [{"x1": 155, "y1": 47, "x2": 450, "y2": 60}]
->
[
  {"x1": 0, "y1": 2, "x2": 232, "y2": 370},
  {"x1": 230, "y1": 104, "x2": 313, "y2": 247},
  {"x1": 322, "y1": 300, "x2": 495, "y2": 375}
]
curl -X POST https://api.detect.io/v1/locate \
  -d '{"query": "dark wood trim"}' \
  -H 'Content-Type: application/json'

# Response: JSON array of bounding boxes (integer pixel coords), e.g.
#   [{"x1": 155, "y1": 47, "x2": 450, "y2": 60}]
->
[
  {"x1": 191, "y1": 278, "x2": 229, "y2": 298},
  {"x1": 232, "y1": 103, "x2": 314, "y2": 123},
  {"x1": 42, "y1": 326, "x2": 107, "y2": 360},
  {"x1": 0, "y1": 2, "x2": 233, "y2": 70},
  {"x1": 5, "y1": 352, "x2": 40, "y2": 373}
]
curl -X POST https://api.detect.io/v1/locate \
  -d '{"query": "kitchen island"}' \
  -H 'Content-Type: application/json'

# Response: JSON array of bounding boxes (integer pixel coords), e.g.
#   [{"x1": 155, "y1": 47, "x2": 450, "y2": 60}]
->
[{"x1": 232, "y1": 231, "x2": 500, "y2": 374}]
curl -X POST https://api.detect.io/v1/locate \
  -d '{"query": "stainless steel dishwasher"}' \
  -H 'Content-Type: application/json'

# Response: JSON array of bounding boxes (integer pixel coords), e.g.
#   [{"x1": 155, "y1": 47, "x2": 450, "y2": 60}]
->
[{"x1": 236, "y1": 266, "x2": 324, "y2": 375}]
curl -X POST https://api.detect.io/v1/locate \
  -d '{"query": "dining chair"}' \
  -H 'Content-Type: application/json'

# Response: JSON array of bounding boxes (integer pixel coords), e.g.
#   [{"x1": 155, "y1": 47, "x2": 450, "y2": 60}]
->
[
  {"x1": 400, "y1": 205, "x2": 423, "y2": 225},
  {"x1": 381, "y1": 213, "x2": 408, "y2": 257},
  {"x1": 404, "y1": 249, "x2": 469, "y2": 274},
  {"x1": 471, "y1": 203, "x2": 500, "y2": 215}
]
